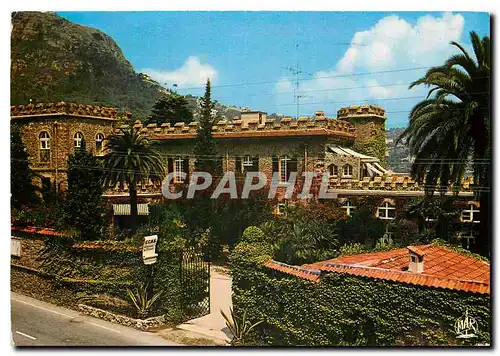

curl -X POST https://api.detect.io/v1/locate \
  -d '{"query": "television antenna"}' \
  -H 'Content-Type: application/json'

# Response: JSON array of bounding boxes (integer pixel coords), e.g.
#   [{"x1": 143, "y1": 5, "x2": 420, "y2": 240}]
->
[{"x1": 282, "y1": 43, "x2": 314, "y2": 119}]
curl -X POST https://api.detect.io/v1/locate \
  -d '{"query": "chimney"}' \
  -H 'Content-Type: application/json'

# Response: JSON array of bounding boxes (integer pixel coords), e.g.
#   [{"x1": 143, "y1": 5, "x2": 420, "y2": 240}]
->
[{"x1": 407, "y1": 246, "x2": 425, "y2": 273}]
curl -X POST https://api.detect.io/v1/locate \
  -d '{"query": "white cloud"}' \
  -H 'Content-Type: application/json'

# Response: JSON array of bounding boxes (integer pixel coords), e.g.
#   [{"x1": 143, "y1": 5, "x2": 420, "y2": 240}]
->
[
  {"x1": 142, "y1": 56, "x2": 218, "y2": 88},
  {"x1": 274, "y1": 12, "x2": 466, "y2": 127},
  {"x1": 366, "y1": 79, "x2": 393, "y2": 99}
]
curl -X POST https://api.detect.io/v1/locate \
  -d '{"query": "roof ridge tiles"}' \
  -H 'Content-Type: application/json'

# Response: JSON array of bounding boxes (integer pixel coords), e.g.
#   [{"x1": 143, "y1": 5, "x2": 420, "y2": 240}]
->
[{"x1": 270, "y1": 260, "x2": 322, "y2": 275}]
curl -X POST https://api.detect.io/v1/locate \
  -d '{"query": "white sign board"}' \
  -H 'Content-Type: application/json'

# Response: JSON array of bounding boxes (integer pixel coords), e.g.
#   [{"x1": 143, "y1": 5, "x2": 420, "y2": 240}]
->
[
  {"x1": 11, "y1": 237, "x2": 21, "y2": 257},
  {"x1": 142, "y1": 235, "x2": 158, "y2": 265}
]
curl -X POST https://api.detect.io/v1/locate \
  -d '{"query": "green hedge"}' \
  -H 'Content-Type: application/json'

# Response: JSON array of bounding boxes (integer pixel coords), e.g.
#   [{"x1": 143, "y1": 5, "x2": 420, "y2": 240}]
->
[
  {"x1": 230, "y1": 232, "x2": 491, "y2": 346},
  {"x1": 37, "y1": 234, "x2": 208, "y2": 322}
]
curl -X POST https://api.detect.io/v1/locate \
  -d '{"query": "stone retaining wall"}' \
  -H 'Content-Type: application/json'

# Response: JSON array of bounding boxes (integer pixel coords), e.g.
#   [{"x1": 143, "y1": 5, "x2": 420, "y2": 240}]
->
[{"x1": 78, "y1": 304, "x2": 166, "y2": 331}]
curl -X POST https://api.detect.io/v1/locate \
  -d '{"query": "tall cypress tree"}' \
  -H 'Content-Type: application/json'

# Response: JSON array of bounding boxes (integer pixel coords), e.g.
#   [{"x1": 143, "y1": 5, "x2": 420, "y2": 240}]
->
[
  {"x1": 66, "y1": 143, "x2": 105, "y2": 240},
  {"x1": 11, "y1": 125, "x2": 38, "y2": 209},
  {"x1": 194, "y1": 79, "x2": 222, "y2": 175}
]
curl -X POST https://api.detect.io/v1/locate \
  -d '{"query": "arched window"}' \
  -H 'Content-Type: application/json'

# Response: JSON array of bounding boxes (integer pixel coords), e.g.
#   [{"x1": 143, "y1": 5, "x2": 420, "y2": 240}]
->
[
  {"x1": 74, "y1": 132, "x2": 84, "y2": 148},
  {"x1": 328, "y1": 164, "x2": 338, "y2": 177},
  {"x1": 461, "y1": 204, "x2": 480, "y2": 223},
  {"x1": 95, "y1": 133, "x2": 104, "y2": 153},
  {"x1": 39, "y1": 131, "x2": 50, "y2": 149},
  {"x1": 342, "y1": 200, "x2": 356, "y2": 216},
  {"x1": 377, "y1": 201, "x2": 396, "y2": 220},
  {"x1": 342, "y1": 164, "x2": 353, "y2": 177}
]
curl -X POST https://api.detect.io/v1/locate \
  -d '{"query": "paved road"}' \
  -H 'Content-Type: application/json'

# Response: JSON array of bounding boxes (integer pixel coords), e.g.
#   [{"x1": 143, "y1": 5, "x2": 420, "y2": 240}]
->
[{"x1": 11, "y1": 293, "x2": 180, "y2": 347}]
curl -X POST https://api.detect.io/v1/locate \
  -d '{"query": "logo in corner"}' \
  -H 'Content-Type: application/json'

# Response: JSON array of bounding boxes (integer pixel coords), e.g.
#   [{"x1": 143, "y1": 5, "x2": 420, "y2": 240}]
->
[{"x1": 455, "y1": 309, "x2": 478, "y2": 339}]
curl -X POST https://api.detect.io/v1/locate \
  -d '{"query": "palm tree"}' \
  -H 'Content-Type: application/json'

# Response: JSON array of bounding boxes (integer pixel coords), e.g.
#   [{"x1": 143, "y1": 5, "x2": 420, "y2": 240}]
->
[
  {"x1": 398, "y1": 31, "x2": 490, "y2": 256},
  {"x1": 103, "y1": 125, "x2": 165, "y2": 234}
]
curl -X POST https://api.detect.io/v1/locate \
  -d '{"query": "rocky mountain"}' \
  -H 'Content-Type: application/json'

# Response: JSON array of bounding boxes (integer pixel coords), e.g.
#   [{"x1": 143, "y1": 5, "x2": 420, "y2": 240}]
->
[
  {"x1": 386, "y1": 127, "x2": 411, "y2": 173},
  {"x1": 11, "y1": 11, "x2": 242, "y2": 121}
]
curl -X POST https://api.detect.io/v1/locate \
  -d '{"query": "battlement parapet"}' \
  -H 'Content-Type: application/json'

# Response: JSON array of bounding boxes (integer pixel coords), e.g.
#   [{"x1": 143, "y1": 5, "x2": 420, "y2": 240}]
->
[
  {"x1": 11, "y1": 102, "x2": 118, "y2": 119},
  {"x1": 328, "y1": 175, "x2": 475, "y2": 193},
  {"x1": 337, "y1": 104, "x2": 386, "y2": 120},
  {"x1": 117, "y1": 117, "x2": 356, "y2": 140}
]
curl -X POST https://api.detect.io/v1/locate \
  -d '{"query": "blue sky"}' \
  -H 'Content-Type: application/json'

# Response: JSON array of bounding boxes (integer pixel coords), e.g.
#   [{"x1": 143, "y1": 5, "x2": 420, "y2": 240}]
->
[{"x1": 58, "y1": 11, "x2": 490, "y2": 128}]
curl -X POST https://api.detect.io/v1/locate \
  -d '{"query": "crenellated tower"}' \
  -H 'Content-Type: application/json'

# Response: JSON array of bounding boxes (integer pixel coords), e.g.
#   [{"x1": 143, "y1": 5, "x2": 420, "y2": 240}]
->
[{"x1": 337, "y1": 104, "x2": 387, "y2": 165}]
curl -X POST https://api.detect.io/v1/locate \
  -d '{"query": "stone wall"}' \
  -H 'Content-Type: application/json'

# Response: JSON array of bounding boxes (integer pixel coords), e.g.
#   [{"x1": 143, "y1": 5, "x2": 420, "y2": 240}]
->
[
  {"x1": 12, "y1": 115, "x2": 115, "y2": 190},
  {"x1": 78, "y1": 304, "x2": 166, "y2": 331},
  {"x1": 10, "y1": 237, "x2": 45, "y2": 270},
  {"x1": 337, "y1": 105, "x2": 387, "y2": 164},
  {"x1": 11, "y1": 267, "x2": 79, "y2": 308}
]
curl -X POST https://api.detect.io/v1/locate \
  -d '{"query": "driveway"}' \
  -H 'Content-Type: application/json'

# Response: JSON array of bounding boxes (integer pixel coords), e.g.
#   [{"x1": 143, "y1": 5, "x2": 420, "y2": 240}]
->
[{"x1": 176, "y1": 267, "x2": 232, "y2": 343}]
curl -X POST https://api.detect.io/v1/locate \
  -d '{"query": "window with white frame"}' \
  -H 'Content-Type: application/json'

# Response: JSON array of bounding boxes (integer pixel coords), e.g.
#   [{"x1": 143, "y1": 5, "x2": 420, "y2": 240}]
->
[
  {"x1": 342, "y1": 200, "x2": 356, "y2": 216},
  {"x1": 342, "y1": 164, "x2": 353, "y2": 177},
  {"x1": 243, "y1": 155, "x2": 253, "y2": 167},
  {"x1": 39, "y1": 131, "x2": 50, "y2": 149},
  {"x1": 95, "y1": 133, "x2": 104, "y2": 154},
  {"x1": 458, "y1": 229, "x2": 476, "y2": 249},
  {"x1": 74, "y1": 132, "x2": 84, "y2": 148},
  {"x1": 39, "y1": 131, "x2": 51, "y2": 162},
  {"x1": 329, "y1": 164, "x2": 338, "y2": 177},
  {"x1": 377, "y1": 201, "x2": 396, "y2": 220},
  {"x1": 174, "y1": 157, "x2": 184, "y2": 183},
  {"x1": 279, "y1": 155, "x2": 291, "y2": 183},
  {"x1": 461, "y1": 204, "x2": 480, "y2": 223}
]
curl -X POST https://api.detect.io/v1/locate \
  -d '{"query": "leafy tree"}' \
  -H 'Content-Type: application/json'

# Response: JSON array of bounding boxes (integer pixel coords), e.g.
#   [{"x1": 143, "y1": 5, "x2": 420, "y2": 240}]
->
[
  {"x1": 103, "y1": 125, "x2": 165, "y2": 234},
  {"x1": 65, "y1": 143, "x2": 105, "y2": 239},
  {"x1": 387, "y1": 220, "x2": 420, "y2": 247},
  {"x1": 148, "y1": 93, "x2": 193, "y2": 125},
  {"x1": 262, "y1": 202, "x2": 344, "y2": 265},
  {"x1": 10, "y1": 125, "x2": 39, "y2": 209},
  {"x1": 397, "y1": 196, "x2": 462, "y2": 243},
  {"x1": 336, "y1": 197, "x2": 386, "y2": 249},
  {"x1": 398, "y1": 31, "x2": 490, "y2": 256}
]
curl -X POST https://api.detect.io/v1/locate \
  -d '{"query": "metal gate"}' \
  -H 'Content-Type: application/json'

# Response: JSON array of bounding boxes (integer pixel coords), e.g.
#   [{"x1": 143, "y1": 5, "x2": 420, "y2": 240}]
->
[{"x1": 179, "y1": 248, "x2": 211, "y2": 320}]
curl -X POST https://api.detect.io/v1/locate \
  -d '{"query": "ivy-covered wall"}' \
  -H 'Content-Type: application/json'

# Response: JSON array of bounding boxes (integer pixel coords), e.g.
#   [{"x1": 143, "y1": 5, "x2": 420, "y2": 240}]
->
[
  {"x1": 348, "y1": 117, "x2": 387, "y2": 166},
  {"x1": 230, "y1": 238, "x2": 491, "y2": 346},
  {"x1": 11, "y1": 232, "x2": 208, "y2": 323}
]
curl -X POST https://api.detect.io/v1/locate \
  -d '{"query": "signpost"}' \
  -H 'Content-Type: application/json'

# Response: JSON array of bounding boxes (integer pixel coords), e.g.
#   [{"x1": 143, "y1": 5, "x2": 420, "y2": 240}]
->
[
  {"x1": 11, "y1": 237, "x2": 21, "y2": 257},
  {"x1": 142, "y1": 235, "x2": 158, "y2": 300},
  {"x1": 142, "y1": 235, "x2": 158, "y2": 265}
]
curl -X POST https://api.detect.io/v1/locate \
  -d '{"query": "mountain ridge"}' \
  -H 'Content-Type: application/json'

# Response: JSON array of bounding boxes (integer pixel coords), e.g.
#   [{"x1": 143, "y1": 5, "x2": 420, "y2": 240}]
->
[{"x1": 11, "y1": 11, "x2": 244, "y2": 121}]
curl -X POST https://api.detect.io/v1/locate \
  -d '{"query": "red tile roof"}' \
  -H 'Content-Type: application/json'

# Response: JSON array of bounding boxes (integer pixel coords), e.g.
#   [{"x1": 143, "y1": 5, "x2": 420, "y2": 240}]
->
[
  {"x1": 265, "y1": 244, "x2": 490, "y2": 295},
  {"x1": 11, "y1": 226, "x2": 69, "y2": 237}
]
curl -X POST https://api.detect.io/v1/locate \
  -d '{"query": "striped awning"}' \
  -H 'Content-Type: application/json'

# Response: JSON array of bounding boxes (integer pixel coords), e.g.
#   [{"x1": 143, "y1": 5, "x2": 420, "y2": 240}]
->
[
  {"x1": 113, "y1": 204, "x2": 149, "y2": 216},
  {"x1": 372, "y1": 162, "x2": 389, "y2": 175},
  {"x1": 327, "y1": 145, "x2": 379, "y2": 163},
  {"x1": 365, "y1": 162, "x2": 384, "y2": 177}
]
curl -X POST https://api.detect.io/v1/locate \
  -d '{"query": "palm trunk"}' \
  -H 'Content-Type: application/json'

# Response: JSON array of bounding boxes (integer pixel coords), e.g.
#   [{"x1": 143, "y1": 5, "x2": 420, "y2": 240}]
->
[{"x1": 129, "y1": 181, "x2": 138, "y2": 235}]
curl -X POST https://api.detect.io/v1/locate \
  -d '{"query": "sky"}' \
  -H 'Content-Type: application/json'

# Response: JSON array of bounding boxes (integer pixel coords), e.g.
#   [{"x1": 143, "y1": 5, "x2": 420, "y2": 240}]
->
[{"x1": 58, "y1": 11, "x2": 490, "y2": 128}]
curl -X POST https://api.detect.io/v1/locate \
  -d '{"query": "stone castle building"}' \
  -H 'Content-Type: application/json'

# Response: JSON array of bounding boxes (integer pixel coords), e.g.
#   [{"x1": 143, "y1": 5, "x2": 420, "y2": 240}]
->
[
  {"x1": 11, "y1": 102, "x2": 117, "y2": 192},
  {"x1": 11, "y1": 102, "x2": 478, "y2": 230}
]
